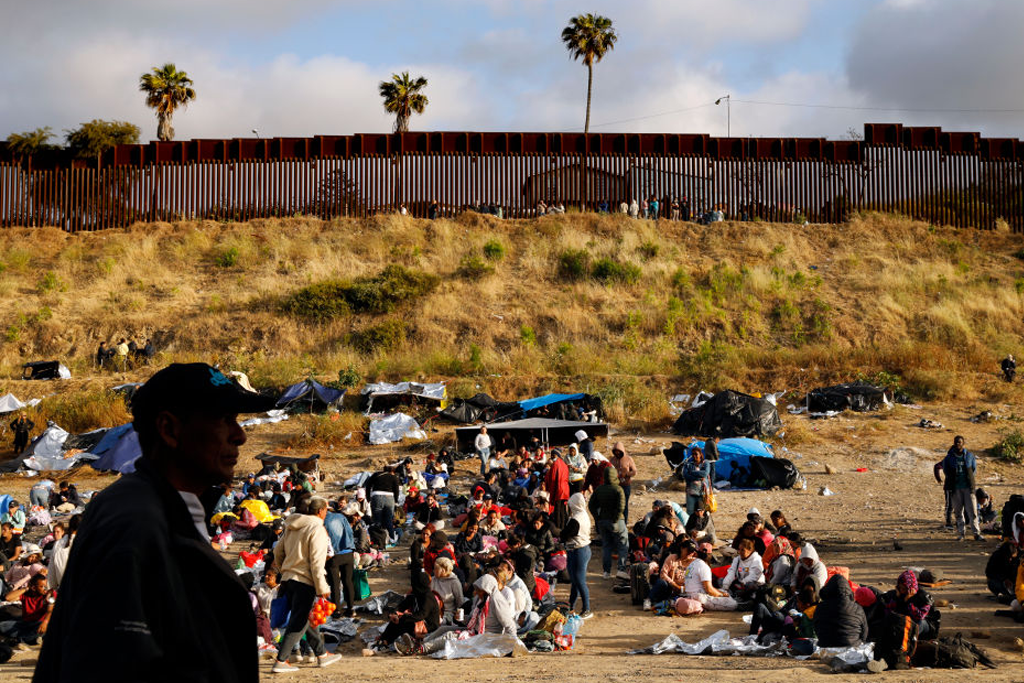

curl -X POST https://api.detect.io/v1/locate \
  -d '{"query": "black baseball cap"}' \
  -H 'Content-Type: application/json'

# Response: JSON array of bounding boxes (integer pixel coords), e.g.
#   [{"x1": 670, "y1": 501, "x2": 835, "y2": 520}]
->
[{"x1": 132, "y1": 363, "x2": 277, "y2": 432}]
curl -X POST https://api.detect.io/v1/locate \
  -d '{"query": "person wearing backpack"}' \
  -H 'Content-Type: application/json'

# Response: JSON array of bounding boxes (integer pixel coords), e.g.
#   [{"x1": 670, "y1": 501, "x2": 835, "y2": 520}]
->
[
  {"x1": 940, "y1": 436, "x2": 984, "y2": 541},
  {"x1": 881, "y1": 570, "x2": 939, "y2": 640}
]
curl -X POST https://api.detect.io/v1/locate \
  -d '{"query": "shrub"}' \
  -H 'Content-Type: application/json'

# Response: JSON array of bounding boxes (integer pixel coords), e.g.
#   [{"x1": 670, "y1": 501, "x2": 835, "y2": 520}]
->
[
  {"x1": 282, "y1": 280, "x2": 352, "y2": 322},
  {"x1": 482, "y1": 239, "x2": 506, "y2": 261},
  {"x1": 216, "y1": 246, "x2": 239, "y2": 268},
  {"x1": 558, "y1": 248, "x2": 590, "y2": 282},
  {"x1": 457, "y1": 254, "x2": 494, "y2": 279},
  {"x1": 992, "y1": 430, "x2": 1024, "y2": 463},
  {"x1": 592, "y1": 258, "x2": 641, "y2": 284},
  {"x1": 637, "y1": 241, "x2": 659, "y2": 259},
  {"x1": 333, "y1": 365, "x2": 362, "y2": 389},
  {"x1": 286, "y1": 412, "x2": 368, "y2": 450},
  {"x1": 38, "y1": 270, "x2": 67, "y2": 293},
  {"x1": 349, "y1": 319, "x2": 407, "y2": 354},
  {"x1": 283, "y1": 265, "x2": 439, "y2": 321},
  {"x1": 520, "y1": 325, "x2": 537, "y2": 346}
]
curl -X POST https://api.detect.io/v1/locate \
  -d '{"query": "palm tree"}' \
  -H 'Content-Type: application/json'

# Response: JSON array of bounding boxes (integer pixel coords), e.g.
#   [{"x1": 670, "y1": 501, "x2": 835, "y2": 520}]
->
[
  {"x1": 139, "y1": 64, "x2": 197, "y2": 142},
  {"x1": 378, "y1": 72, "x2": 429, "y2": 133},
  {"x1": 561, "y1": 14, "x2": 617, "y2": 134}
]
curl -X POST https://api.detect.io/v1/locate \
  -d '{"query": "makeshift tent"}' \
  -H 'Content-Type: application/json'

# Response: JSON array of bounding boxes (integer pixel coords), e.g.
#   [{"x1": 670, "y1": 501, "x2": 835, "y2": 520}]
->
[
  {"x1": 455, "y1": 417, "x2": 608, "y2": 453},
  {"x1": 255, "y1": 452, "x2": 320, "y2": 475},
  {"x1": 439, "y1": 393, "x2": 518, "y2": 424},
  {"x1": 276, "y1": 379, "x2": 344, "y2": 412},
  {"x1": 664, "y1": 437, "x2": 777, "y2": 484},
  {"x1": 361, "y1": 382, "x2": 446, "y2": 414},
  {"x1": 517, "y1": 392, "x2": 604, "y2": 421},
  {"x1": 806, "y1": 382, "x2": 891, "y2": 413},
  {"x1": 748, "y1": 456, "x2": 801, "y2": 489},
  {"x1": 369, "y1": 413, "x2": 426, "y2": 445},
  {"x1": 22, "y1": 361, "x2": 70, "y2": 380},
  {"x1": 0, "y1": 423, "x2": 93, "y2": 472},
  {"x1": 88, "y1": 423, "x2": 142, "y2": 474},
  {"x1": 0, "y1": 394, "x2": 27, "y2": 414},
  {"x1": 672, "y1": 390, "x2": 782, "y2": 438}
]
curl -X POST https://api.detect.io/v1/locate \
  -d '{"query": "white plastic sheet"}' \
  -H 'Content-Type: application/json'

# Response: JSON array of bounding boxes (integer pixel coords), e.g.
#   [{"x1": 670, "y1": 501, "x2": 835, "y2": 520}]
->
[
  {"x1": 430, "y1": 633, "x2": 527, "y2": 660},
  {"x1": 240, "y1": 410, "x2": 289, "y2": 428},
  {"x1": 0, "y1": 393, "x2": 26, "y2": 413},
  {"x1": 356, "y1": 590, "x2": 404, "y2": 614},
  {"x1": 368, "y1": 413, "x2": 426, "y2": 445}
]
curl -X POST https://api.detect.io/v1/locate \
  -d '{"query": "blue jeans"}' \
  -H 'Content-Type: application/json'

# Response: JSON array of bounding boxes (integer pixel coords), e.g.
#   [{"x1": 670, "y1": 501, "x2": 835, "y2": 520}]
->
[
  {"x1": 649, "y1": 578, "x2": 678, "y2": 604},
  {"x1": 477, "y1": 447, "x2": 490, "y2": 476},
  {"x1": 622, "y1": 484, "x2": 632, "y2": 524},
  {"x1": 597, "y1": 519, "x2": 628, "y2": 573},
  {"x1": 370, "y1": 495, "x2": 395, "y2": 537},
  {"x1": 567, "y1": 545, "x2": 591, "y2": 613},
  {"x1": 686, "y1": 492, "x2": 702, "y2": 516}
]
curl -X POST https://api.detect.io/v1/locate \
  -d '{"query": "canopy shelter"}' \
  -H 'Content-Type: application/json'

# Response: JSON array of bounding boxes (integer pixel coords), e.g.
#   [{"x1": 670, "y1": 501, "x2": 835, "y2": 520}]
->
[
  {"x1": 88, "y1": 423, "x2": 142, "y2": 474},
  {"x1": 672, "y1": 390, "x2": 782, "y2": 438},
  {"x1": 439, "y1": 393, "x2": 519, "y2": 424},
  {"x1": 664, "y1": 437, "x2": 798, "y2": 489},
  {"x1": 276, "y1": 379, "x2": 344, "y2": 413},
  {"x1": 517, "y1": 392, "x2": 603, "y2": 422},
  {"x1": 806, "y1": 382, "x2": 891, "y2": 413},
  {"x1": 22, "y1": 361, "x2": 70, "y2": 380},
  {"x1": 361, "y1": 381, "x2": 447, "y2": 414},
  {"x1": 455, "y1": 417, "x2": 608, "y2": 453},
  {"x1": 255, "y1": 452, "x2": 320, "y2": 475}
]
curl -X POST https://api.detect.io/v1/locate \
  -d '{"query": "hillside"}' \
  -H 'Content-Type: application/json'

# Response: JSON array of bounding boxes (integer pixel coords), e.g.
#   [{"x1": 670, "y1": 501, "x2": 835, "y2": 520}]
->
[{"x1": 0, "y1": 212, "x2": 1022, "y2": 426}]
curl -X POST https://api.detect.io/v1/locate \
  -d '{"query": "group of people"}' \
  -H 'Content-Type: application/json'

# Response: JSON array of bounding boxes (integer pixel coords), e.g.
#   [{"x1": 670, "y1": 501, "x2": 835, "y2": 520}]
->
[{"x1": 95, "y1": 337, "x2": 155, "y2": 370}]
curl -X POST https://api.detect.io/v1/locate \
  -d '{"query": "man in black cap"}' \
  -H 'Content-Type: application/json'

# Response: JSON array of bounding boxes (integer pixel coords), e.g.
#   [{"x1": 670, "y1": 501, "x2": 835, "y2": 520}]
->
[{"x1": 35, "y1": 363, "x2": 276, "y2": 683}]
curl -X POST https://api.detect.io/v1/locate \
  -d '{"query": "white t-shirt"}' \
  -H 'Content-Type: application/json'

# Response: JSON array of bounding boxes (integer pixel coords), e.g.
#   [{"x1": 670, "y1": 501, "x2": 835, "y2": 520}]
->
[
  {"x1": 475, "y1": 433, "x2": 492, "y2": 451},
  {"x1": 683, "y1": 558, "x2": 712, "y2": 595}
]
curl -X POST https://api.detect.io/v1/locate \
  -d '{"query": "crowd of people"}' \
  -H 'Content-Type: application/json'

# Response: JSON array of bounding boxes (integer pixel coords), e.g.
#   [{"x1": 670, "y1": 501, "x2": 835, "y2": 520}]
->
[{"x1": 95, "y1": 337, "x2": 155, "y2": 371}]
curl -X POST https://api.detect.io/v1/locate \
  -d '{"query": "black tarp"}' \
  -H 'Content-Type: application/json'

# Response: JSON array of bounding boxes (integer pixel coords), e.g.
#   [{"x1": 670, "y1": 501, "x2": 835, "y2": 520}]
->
[
  {"x1": 255, "y1": 452, "x2": 320, "y2": 474},
  {"x1": 672, "y1": 390, "x2": 782, "y2": 438},
  {"x1": 749, "y1": 456, "x2": 801, "y2": 489},
  {"x1": 439, "y1": 393, "x2": 519, "y2": 424},
  {"x1": 22, "y1": 361, "x2": 68, "y2": 380},
  {"x1": 806, "y1": 382, "x2": 890, "y2": 413}
]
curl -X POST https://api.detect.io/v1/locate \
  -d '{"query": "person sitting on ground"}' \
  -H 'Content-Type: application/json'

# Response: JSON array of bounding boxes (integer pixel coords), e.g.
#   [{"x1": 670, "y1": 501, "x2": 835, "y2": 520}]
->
[
  {"x1": 454, "y1": 520, "x2": 484, "y2": 558},
  {"x1": 413, "y1": 491, "x2": 445, "y2": 531},
  {"x1": 0, "y1": 502, "x2": 25, "y2": 537},
  {"x1": 414, "y1": 572, "x2": 515, "y2": 656},
  {"x1": 0, "y1": 524, "x2": 21, "y2": 572},
  {"x1": 212, "y1": 484, "x2": 235, "y2": 515},
  {"x1": 644, "y1": 505, "x2": 683, "y2": 552},
  {"x1": 565, "y1": 444, "x2": 587, "y2": 494},
  {"x1": 1, "y1": 573, "x2": 53, "y2": 645},
  {"x1": 732, "y1": 521, "x2": 767, "y2": 556},
  {"x1": 986, "y1": 540, "x2": 1019, "y2": 603},
  {"x1": 48, "y1": 515, "x2": 78, "y2": 590},
  {"x1": 5, "y1": 543, "x2": 45, "y2": 592},
  {"x1": 976, "y1": 488, "x2": 997, "y2": 528},
  {"x1": 409, "y1": 524, "x2": 434, "y2": 571},
  {"x1": 813, "y1": 574, "x2": 869, "y2": 647},
  {"x1": 372, "y1": 569, "x2": 441, "y2": 654},
  {"x1": 747, "y1": 513, "x2": 775, "y2": 547},
  {"x1": 422, "y1": 531, "x2": 456, "y2": 578},
  {"x1": 770, "y1": 510, "x2": 792, "y2": 538},
  {"x1": 881, "y1": 569, "x2": 938, "y2": 640},
  {"x1": 684, "y1": 498, "x2": 716, "y2": 544},
  {"x1": 403, "y1": 486, "x2": 424, "y2": 517},
  {"x1": 47, "y1": 481, "x2": 81, "y2": 513},
  {"x1": 749, "y1": 576, "x2": 819, "y2": 643},
  {"x1": 649, "y1": 538, "x2": 695, "y2": 604},
  {"x1": 525, "y1": 512, "x2": 555, "y2": 559},
  {"x1": 505, "y1": 532, "x2": 539, "y2": 596},
  {"x1": 790, "y1": 539, "x2": 828, "y2": 593},
  {"x1": 430, "y1": 557, "x2": 464, "y2": 625},
  {"x1": 255, "y1": 567, "x2": 279, "y2": 618},
  {"x1": 722, "y1": 538, "x2": 765, "y2": 600},
  {"x1": 682, "y1": 541, "x2": 737, "y2": 611},
  {"x1": 479, "y1": 508, "x2": 506, "y2": 539},
  {"x1": 762, "y1": 535, "x2": 797, "y2": 588}
]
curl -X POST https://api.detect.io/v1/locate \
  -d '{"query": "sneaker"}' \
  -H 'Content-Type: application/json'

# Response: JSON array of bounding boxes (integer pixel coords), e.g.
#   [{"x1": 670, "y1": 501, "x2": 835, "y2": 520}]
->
[
  {"x1": 272, "y1": 661, "x2": 300, "y2": 674},
  {"x1": 580, "y1": 610, "x2": 594, "y2": 620},
  {"x1": 394, "y1": 633, "x2": 416, "y2": 656},
  {"x1": 616, "y1": 569, "x2": 630, "y2": 580},
  {"x1": 361, "y1": 648, "x2": 377, "y2": 657},
  {"x1": 866, "y1": 658, "x2": 888, "y2": 674},
  {"x1": 343, "y1": 608, "x2": 356, "y2": 618},
  {"x1": 317, "y1": 654, "x2": 342, "y2": 668},
  {"x1": 943, "y1": 524, "x2": 954, "y2": 531},
  {"x1": 602, "y1": 571, "x2": 611, "y2": 579},
  {"x1": 956, "y1": 534, "x2": 965, "y2": 542},
  {"x1": 643, "y1": 599, "x2": 652, "y2": 611},
  {"x1": 975, "y1": 534, "x2": 987, "y2": 541}
]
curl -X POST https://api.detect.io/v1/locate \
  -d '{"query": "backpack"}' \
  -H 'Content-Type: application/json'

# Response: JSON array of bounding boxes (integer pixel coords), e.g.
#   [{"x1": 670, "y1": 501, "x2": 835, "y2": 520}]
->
[
  {"x1": 913, "y1": 633, "x2": 996, "y2": 669},
  {"x1": 755, "y1": 584, "x2": 788, "y2": 612},
  {"x1": 874, "y1": 613, "x2": 918, "y2": 670},
  {"x1": 1002, "y1": 494, "x2": 1024, "y2": 539},
  {"x1": 630, "y1": 562, "x2": 652, "y2": 606}
]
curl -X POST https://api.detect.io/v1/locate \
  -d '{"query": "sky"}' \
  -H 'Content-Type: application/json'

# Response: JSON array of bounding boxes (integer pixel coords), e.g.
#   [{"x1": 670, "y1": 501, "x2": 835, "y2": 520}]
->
[{"x1": 2, "y1": 0, "x2": 1023, "y2": 143}]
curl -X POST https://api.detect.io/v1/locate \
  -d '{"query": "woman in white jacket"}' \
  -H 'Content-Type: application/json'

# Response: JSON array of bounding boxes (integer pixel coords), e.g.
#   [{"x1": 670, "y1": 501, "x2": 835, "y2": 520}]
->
[
  {"x1": 559, "y1": 492, "x2": 593, "y2": 618},
  {"x1": 722, "y1": 538, "x2": 765, "y2": 599}
]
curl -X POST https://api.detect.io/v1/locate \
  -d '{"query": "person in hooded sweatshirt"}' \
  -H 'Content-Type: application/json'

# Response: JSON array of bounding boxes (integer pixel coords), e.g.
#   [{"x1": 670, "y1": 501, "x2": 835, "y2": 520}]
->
[
  {"x1": 559, "y1": 492, "x2": 593, "y2": 618},
  {"x1": 374, "y1": 569, "x2": 441, "y2": 654},
  {"x1": 813, "y1": 574, "x2": 869, "y2": 647},
  {"x1": 589, "y1": 468, "x2": 629, "y2": 580},
  {"x1": 790, "y1": 539, "x2": 828, "y2": 592}
]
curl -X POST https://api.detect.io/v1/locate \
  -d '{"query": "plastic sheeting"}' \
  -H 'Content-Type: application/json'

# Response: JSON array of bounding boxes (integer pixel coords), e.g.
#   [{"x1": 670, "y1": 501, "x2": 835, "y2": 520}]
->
[
  {"x1": 0, "y1": 393, "x2": 26, "y2": 413},
  {"x1": 240, "y1": 410, "x2": 289, "y2": 427},
  {"x1": 88, "y1": 423, "x2": 142, "y2": 474},
  {"x1": 430, "y1": 633, "x2": 528, "y2": 660},
  {"x1": 356, "y1": 590, "x2": 405, "y2": 615},
  {"x1": 368, "y1": 413, "x2": 425, "y2": 445}
]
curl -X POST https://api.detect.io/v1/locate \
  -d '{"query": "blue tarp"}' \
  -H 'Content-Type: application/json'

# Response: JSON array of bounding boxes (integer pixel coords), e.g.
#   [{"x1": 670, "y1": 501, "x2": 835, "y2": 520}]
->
[
  {"x1": 684, "y1": 437, "x2": 774, "y2": 482},
  {"x1": 517, "y1": 393, "x2": 585, "y2": 412},
  {"x1": 277, "y1": 380, "x2": 344, "y2": 409},
  {"x1": 89, "y1": 423, "x2": 142, "y2": 474}
]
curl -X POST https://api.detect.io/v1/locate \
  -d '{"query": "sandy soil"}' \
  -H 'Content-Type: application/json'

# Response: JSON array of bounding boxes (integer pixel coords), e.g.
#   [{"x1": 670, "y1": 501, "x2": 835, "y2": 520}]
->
[{"x1": 2, "y1": 400, "x2": 1024, "y2": 681}]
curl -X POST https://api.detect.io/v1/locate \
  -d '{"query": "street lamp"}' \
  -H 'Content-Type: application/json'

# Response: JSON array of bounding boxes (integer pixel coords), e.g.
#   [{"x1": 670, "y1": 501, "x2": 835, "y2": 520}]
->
[
  {"x1": 252, "y1": 129, "x2": 261, "y2": 139},
  {"x1": 715, "y1": 95, "x2": 731, "y2": 137}
]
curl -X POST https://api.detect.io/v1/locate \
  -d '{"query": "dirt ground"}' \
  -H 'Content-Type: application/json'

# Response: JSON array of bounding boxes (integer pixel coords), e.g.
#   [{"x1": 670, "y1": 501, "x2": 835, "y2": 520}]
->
[{"x1": 2, "y1": 399, "x2": 1024, "y2": 681}]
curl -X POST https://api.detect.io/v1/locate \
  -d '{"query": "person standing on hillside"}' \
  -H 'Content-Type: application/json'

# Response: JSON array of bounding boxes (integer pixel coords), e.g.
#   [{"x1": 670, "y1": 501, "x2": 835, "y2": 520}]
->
[
  {"x1": 941, "y1": 435, "x2": 984, "y2": 541},
  {"x1": 1002, "y1": 354, "x2": 1016, "y2": 382},
  {"x1": 34, "y1": 362, "x2": 278, "y2": 683},
  {"x1": 609, "y1": 442, "x2": 637, "y2": 524},
  {"x1": 682, "y1": 448, "x2": 710, "y2": 516},
  {"x1": 367, "y1": 464, "x2": 400, "y2": 544},
  {"x1": 10, "y1": 413, "x2": 34, "y2": 454}
]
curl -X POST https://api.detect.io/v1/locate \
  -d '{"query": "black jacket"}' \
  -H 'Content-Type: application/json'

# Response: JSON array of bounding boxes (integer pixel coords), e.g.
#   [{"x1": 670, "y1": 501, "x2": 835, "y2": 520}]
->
[
  {"x1": 34, "y1": 458, "x2": 257, "y2": 683},
  {"x1": 813, "y1": 575, "x2": 869, "y2": 648}
]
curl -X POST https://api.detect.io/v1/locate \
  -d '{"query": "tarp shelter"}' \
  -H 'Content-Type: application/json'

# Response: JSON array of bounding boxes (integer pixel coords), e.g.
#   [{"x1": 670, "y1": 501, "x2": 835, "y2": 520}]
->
[
  {"x1": 361, "y1": 382, "x2": 446, "y2": 414},
  {"x1": 22, "y1": 361, "x2": 70, "y2": 380},
  {"x1": 0, "y1": 423, "x2": 90, "y2": 472},
  {"x1": 276, "y1": 379, "x2": 344, "y2": 412},
  {"x1": 439, "y1": 393, "x2": 519, "y2": 424},
  {"x1": 88, "y1": 423, "x2": 142, "y2": 474},
  {"x1": 369, "y1": 413, "x2": 426, "y2": 445},
  {"x1": 0, "y1": 393, "x2": 34, "y2": 414},
  {"x1": 664, "y1": 437, "x2": 777, "y2": 484},
  {"x1": 517, "y1": 393, "x2": 604, "y2": 421},
  {"x1": 455, "y1": 417, "x2": 608, "y2": 453},
  {"x1": 672, "y1": 390, "x2": 782, "y2": 438},
  {"x1": 255, "y1": 452, "x2": 320, "y2": 475},
  {"x1": 806, "y1": 382, "x2": 891, "y2": 413}
]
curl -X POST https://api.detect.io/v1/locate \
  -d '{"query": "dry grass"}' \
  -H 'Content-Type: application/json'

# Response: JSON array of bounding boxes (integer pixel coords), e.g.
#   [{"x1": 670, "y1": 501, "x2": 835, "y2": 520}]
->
[{"x1": 0, "y1": 211, "x2": 1022, "y2": 422}]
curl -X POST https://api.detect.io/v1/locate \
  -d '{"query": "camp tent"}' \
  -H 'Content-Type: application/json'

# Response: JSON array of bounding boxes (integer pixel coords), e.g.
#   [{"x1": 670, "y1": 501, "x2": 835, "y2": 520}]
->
[
  {"x1": 0, "y1": 423, "x2": 95, "y2": 472},
  {"x1": 672, "y1": 390, "x2": 782, "y2": 438},
  {"x1": 806, "y1": 382, "x2": 891, "y2": 413},
  {"x1": 369, "y1": 413, "x2": 426, "y2": 445},
  {"x1": 455, "y1": 417, "x2": 608, "y2": 453},
  {"x1": 255, "y1": 452, "x2": 320, "y2": 475},
  {"x1": 518, "y1": 393, "x2": 604, "y2": 421},
  {"x1": 276, "y1": 379, "x2": 344, "y2": 412},
  {"x1": 361, "y1": 382, "x2": 446, "y2": 414},
  {"x1": 88, "y1": 423, "x2": 143, "y2": 474},
  {"x1": 663, "y1": 437, "x2": 799, "y2": 489},
  {"x1": 22, "y1": 361, "x2": 70, "y2": 380},
  {"x1": 439, "y1": 394, "x2": 518, "y2": 424},
  {"x1": 0, "y1": 393, "x2": 40, "y2": 414}
]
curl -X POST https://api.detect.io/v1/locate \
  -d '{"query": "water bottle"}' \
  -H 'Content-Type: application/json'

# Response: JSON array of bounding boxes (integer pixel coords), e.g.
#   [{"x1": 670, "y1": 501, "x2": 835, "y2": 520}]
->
[{"x1": 563, "y1": 614, "x2": 582, "y2": 637}]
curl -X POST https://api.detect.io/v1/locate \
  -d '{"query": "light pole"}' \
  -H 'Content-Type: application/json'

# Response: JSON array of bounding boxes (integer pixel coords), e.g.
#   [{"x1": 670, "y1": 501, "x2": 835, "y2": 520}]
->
[
  {"x1": 251, "y1": 129, "x2": 260, "y2": 139},
  {"x1": 715, "y1": 95, "x2": 731, "y2": 137}
]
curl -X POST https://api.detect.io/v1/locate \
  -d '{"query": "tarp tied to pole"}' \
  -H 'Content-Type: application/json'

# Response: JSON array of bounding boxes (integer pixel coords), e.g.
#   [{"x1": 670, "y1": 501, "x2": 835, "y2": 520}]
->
[
  {"x1": 673, "y1": 390, "x2": 782, "y2": 438},
  {"x1": 361, "y1": 382, "x2": 446, "y2": 414}
]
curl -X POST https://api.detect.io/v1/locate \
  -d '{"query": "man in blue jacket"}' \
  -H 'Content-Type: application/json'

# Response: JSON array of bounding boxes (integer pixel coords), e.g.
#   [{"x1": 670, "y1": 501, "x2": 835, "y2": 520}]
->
[
  {"x1": 325, "y1": 502, "x2": 356, "y2": 618},
  {"x1": 942, "y1": 435, "x2": 983, "y2": 541}
]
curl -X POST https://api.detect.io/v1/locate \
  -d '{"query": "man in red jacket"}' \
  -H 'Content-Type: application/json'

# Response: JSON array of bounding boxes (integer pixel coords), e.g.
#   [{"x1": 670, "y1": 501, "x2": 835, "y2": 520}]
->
[{"x1": 544, "y1": 449, "x2": 570, "y2": 531}]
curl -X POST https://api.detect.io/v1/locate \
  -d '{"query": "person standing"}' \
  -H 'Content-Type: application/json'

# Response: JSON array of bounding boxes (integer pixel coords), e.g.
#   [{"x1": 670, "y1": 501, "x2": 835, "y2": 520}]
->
[
  {"x1": 682, "y1": 448, "x2": 710, "y2": 516},
  {"x1": 933, "y1": 457, "x2": 954, "y2": 530},
  {"x1": 704, "y1": 435, "x2": 720, "y2": 488},
  {"x1": 609, "y1": 442, "x2": 637, "y2": 524},
  {"x1": 325, "y1": 502, "x2": 356, "y2": 619},
  {"x1": 588, "y1": 468, "x2": 629, "y2": 580},
  {"x1": 1002, "y1": 354, "x2": 1016, "y2": 382},
  {"x1": 474, "y1": 426, "x2": 492, "y2": 477},
  {"x1": 941, "y1": 435, "x2": 984, "y2": 541},
  {"x1": 366, "y1": 464, "x2": 400, "y2": 544},
  {"x1": 272, "y1": 496, "x2": 342, "y2": 672},
  {"x1": 629, "y1": 198, "x2": 639, "y2": 219},
  {"x1": 560, "y1": 492, "x2": 593, "y2": 619},
  {"x1": 10, "y1": 413, "x2": 33, "y2": 455},
  {"x1": 544, "y1": 449, "x2": 570, "y2": 531},
  {"x1": 34, "y1": 362, "x2": 278, "y2": 683},
  {"x1": 115, "y1": 337, "x2": 130, "y2": 371}
]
